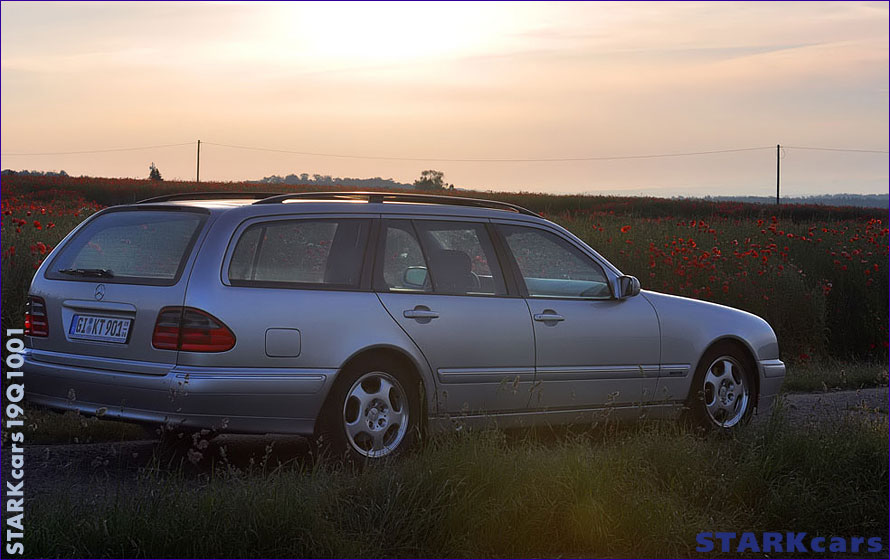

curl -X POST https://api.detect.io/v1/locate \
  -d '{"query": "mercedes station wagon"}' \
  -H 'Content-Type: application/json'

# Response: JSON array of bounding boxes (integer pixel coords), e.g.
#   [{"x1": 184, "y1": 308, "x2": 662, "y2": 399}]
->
[{"x1": 23, "y1": 192, "x2": 786, "y2": 459}]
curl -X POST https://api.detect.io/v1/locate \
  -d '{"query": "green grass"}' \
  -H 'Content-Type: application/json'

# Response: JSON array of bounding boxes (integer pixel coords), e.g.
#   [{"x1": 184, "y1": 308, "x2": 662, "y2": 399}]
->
[
  {"x1": 783, "y1": 361, "x2": 889, "y2": 393},
  {"x1": 2, "y1": 407, "x2": 148, "y2": 445},
  {"x1": 24, "y1": 413, "x2": 889, "y2": 558}
]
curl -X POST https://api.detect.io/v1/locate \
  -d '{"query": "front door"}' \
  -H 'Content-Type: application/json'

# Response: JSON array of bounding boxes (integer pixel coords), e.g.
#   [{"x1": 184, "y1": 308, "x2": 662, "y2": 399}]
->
[
  {"x1": 375, "y1": 218, "x2": 535, "y2": 415},
  {"x1": 495, "y1": 223, "x2": 661, "y2": 410}
]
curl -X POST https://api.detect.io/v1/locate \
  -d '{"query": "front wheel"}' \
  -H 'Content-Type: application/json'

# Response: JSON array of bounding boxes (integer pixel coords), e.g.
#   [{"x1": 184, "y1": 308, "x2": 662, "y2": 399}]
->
[
  {"x1": 317, "y1": 362, "x2": 420, "y2": 461},
  {"x1": 688, "y1": 344, "x2": 754, "y2": 430}
]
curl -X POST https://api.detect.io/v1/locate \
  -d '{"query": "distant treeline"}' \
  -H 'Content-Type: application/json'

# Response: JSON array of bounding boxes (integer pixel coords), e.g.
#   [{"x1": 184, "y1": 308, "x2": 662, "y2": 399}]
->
[
  {"x1": 1, "y1": 169, "x2": 413, "y2": 190},
  {"x1": 255, "y1": 173, "x2": 412, "y2": 190},
  {"x1": 2, "y1": 168, "x2": 886, "y2": 211},
  {"x1": 1, "y1": 169, "x2": 69, "y2": 177},
  {"x1": 701, "y1": 194, "x2": 888, "y2": 209}
]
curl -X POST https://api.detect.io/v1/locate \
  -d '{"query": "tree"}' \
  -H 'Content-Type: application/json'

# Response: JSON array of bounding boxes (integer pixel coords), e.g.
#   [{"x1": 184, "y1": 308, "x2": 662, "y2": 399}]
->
[
  {"x1": 148, "y1": 162, "x2": 163, "y2": 181},
  {"x1": 413, "y1": 169, "x2": 445, "y2": 191}
]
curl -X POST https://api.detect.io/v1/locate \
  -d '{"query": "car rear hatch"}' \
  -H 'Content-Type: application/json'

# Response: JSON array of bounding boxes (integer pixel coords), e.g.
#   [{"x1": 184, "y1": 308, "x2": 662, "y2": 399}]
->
[{"x1": 26, "y1": 205, "x2": 211, "y2": 375}]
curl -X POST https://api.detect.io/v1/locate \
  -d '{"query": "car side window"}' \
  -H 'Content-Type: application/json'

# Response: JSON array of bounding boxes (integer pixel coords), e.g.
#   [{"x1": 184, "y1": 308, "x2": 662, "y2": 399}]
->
[
  {"x1": 498, "y1": 224, "x2": 611, "y2": 299},
  {"x1": 228, "y1": 218, "x2": 370, "y2": 288},
  {"x1": 378, "y1": 220, "x2": 432, "y2": 293},
  {"x1": 414, "y1": 221, "x2": 506, "y2": 296}
]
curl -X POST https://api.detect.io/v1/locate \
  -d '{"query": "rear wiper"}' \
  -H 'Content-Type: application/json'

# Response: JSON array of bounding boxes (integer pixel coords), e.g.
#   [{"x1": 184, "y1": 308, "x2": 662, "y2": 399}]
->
[{"x1": 58, "y1": 268, "x2": 115, "y2": 278}]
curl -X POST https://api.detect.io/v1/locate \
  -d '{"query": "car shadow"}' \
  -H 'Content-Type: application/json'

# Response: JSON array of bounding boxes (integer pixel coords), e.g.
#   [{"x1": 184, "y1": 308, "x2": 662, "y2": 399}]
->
[{"x1": 148, "y1": 433, "x2": 318, "y2": 476}]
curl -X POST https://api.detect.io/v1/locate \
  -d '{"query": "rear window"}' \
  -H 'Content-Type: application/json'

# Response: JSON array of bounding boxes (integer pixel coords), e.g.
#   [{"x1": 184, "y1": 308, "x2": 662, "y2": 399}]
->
[
  {"x1": 227, "y1": 218, "x2": 370, "y2": 289},
  {"x1": 46, "y1": 209, "x2": 207, "y2": 286}
]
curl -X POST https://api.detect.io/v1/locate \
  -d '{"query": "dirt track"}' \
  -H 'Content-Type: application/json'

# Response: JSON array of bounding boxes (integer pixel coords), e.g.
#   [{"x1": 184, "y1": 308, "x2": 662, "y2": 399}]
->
[
  {"x1": 768, "y1": 386, "x2": 888, "y2": 427},
  {"x1": 12, "y1": 387, "x2": 889, "y2": 504}
]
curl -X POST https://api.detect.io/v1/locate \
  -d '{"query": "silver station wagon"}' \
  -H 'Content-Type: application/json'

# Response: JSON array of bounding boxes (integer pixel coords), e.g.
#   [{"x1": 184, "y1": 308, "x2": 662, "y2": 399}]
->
[{"x1": 23, "y1": 192, "x2": 785, "y2": 459}]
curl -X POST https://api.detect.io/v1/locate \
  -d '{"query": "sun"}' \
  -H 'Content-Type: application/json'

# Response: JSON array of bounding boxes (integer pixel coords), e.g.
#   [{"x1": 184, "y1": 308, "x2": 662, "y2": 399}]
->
[{"x1": 273, "y1": 1, "x2": 525, "y2": 66}]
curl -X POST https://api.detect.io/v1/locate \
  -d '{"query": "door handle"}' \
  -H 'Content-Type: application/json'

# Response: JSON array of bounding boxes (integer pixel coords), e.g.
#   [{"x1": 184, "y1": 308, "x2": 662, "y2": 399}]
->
[
  {"x1": 404, "y1": 309, "x2": 439, "y2": 319},
  {"x1": 533, "y1": 312, "x2": 565, "y2": 322}
]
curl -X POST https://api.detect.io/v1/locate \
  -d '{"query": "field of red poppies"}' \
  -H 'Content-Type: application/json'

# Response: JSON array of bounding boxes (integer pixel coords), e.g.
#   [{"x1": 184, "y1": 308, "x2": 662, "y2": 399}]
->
[{"x1": 2, "y1": 174, "x2": 887, "y2": 362}]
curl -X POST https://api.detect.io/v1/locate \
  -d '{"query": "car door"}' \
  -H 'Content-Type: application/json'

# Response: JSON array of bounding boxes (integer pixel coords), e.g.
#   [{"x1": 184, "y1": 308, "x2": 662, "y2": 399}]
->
[
  {"x1": 375, "y1": 218, "x2": 535, "y2": 414},
  {"x1": 494, "y1": 222, "x2": 660, "y2": 410}
]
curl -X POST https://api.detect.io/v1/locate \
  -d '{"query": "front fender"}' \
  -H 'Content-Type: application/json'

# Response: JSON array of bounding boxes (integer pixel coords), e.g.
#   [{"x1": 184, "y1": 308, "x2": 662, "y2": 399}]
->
[
  {"x1": 642, "y1": 290, "x2": 782, "y2": 404},
  {"x1": 643, "y1": 290, "x2": 780, "y2": 363}
]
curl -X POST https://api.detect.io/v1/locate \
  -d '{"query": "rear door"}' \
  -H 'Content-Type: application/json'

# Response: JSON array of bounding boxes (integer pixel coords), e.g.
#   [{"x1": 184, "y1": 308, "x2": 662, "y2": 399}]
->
[
  {"x1": 375, "y1": 218, "x2": 535, "y2": 414},
  {"x1": 27, "y1": 206, "x2": 210, "y2": 374}
]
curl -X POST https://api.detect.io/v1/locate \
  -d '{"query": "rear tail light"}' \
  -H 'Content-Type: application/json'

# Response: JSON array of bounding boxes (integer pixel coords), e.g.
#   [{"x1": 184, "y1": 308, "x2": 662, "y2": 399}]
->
[
  {"x1": 25, "y1": 296, "x2": 49, "y2": 337},
  {"x1": 152, "y1": 307, "x2": 182, "y2": 350},
  {"x1": 152, "y1": 307, "x2": 236, "y2": 352}
]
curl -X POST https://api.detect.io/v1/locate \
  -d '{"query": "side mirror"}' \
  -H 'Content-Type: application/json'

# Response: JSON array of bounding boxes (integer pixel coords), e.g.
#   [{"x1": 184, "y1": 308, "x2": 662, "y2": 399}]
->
[
  {"x1": 403, "y1": 266, "x2": 428, "y2": 288},
  {"x1": 618, "y1": 275, "x2": 641, "y2": 298}
]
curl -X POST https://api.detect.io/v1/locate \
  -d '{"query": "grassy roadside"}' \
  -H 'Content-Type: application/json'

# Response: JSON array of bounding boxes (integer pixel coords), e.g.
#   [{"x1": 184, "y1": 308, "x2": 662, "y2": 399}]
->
[
  {"x1": 23, "y1": 413, "x2": 889, "y2": 558},
  {"x1": 783, "y1": 360, "x2": 889, "y2": 393},
  {"x1": 2, "y1": 408, "x2": 146, "y2": 446}
]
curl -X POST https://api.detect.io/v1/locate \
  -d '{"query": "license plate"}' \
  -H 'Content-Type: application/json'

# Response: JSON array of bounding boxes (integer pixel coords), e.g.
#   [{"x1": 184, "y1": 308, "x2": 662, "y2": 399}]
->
[{"x1": 69, "y1": 314, "x2": 132, "y2": 344}]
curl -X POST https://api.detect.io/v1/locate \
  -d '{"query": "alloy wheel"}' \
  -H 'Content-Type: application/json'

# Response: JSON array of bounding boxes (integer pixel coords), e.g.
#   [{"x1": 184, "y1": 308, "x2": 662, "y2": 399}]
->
[
  {"x1": 342, "y1": 371, "x2": 409, "y2": 458},
  {"x1": 701, "y1": 355, "x2": 750, "y2": 428}
]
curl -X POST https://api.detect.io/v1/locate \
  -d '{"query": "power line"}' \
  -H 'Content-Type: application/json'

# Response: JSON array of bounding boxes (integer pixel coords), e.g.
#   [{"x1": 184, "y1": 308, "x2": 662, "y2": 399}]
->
[
  {"x1": 785, "y1": 145, "x2": 889, "y2": 154},
  {"x1": 202, "y1": 141, "x2": 775, "y2": 163},
  {"x1": 2, "y1": 140, "x2": 886, "y2": 161},
  {"x1": 0, "y1": 142, "x2": 194, "y2": 156}
]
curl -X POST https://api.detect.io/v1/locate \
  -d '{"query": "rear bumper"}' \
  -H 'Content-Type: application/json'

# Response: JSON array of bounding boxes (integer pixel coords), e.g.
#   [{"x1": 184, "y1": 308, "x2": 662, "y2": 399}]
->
[
  {"x1": 23, "y1": 350, "x2": 335, "y2": 435},
  {"x1": 757, "y1": 358, "x2": 786, "y2": 413}
]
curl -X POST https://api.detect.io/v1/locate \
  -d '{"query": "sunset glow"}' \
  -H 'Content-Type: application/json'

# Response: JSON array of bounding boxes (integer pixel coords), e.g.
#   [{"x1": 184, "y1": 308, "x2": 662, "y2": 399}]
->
[{"x1": 1, "y1": 1, "x2": 887, "y2": 195}]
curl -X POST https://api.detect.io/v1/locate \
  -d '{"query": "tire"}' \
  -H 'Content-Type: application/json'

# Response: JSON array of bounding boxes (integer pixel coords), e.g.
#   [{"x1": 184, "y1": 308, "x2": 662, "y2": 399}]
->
[
  {"x1": 316, "y1": 358, "x2": 421, "y2": 462},
  {"x1": 687, "y1": 342, "x2": 755, "y2": 431}
]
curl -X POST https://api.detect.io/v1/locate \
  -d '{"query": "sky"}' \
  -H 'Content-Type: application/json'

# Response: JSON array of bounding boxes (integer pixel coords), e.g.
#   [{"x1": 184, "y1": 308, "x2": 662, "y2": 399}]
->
[{"x1": 1, "y1": 1, "x2": 888, "y2": 196}]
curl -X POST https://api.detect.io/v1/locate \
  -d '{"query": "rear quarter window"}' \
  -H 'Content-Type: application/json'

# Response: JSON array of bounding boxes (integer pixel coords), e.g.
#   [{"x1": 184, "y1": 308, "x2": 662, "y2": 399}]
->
[
  {"x1": 46, "y1": 208, "x2": 207, "y2": 286},
  {"x1": 227, "y1": 218, "x2": 370, "y2": 289}
]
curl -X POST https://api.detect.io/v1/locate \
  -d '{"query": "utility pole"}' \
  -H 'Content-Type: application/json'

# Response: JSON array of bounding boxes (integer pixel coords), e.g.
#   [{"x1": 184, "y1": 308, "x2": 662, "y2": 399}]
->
[
  {"x1": 776, "y1": 144, "x2": 780, "y2": 205},
  {"x1": 196, "y1": 139, "x2": 201, "y2": 183}
]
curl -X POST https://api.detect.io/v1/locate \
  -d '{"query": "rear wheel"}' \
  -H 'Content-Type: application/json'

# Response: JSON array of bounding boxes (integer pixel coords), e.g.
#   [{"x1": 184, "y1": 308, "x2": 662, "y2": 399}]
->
[
  {"x1": 317, "y1": 360, "x2": 420, "y2": 461},
  {"x1": 688, "y1": 343, "x2": 754, "y2": 430}
]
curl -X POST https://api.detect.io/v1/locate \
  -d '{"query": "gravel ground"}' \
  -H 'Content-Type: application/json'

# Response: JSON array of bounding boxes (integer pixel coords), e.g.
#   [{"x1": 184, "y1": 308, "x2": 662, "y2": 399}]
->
[
  {"x1": 770, "y1": 386, "x2": 888, "y2": 427},
  {"x1": 11, "y1": 387, "x2": 889, "y2": 503}
]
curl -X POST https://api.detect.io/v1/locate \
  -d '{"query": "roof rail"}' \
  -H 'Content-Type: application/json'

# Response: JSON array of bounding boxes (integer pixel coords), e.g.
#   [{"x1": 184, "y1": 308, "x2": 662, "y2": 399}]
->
[
  {"x1": 253, "y1": 191, "x2": 540, "y2": 216},
  {"x1": 137, "y1": 191, "x2": 280, "y2": 204}
]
